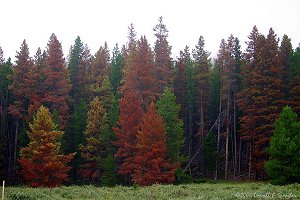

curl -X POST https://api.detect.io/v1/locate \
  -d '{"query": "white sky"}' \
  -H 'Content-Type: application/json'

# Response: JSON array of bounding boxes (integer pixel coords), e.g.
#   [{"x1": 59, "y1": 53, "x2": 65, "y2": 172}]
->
[{"x1": 0, "y1": 0, "x2": 300, "y2": 61}]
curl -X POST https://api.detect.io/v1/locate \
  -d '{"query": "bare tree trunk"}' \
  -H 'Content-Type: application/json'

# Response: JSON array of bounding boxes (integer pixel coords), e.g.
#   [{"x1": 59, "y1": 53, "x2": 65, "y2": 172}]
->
[
  {"x1": 224, "y1": 90, "x2": 230, "y2": 180},
  {"x1": 238, "y1": 137, "x2": 242, "y2": 176},
  {"x1": 214, "y1": 100, "x2": 222, "y2": 180},
  {"x1": 248, "y1": 143, "x2": 252, "y2": 180}
]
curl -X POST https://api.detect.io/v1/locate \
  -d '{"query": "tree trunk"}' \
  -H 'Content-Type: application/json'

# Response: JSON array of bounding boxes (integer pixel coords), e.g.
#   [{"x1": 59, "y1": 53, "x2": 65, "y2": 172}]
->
[
  {"x1": 238, "y1": 137, "x2": 242, "y2": 176},
  {"x1": 214, "y1": 100, "x2": 222, "y2": 180},
  {"x1": 248, "y1": 142, "x2": 252, "y2": 180},
  {"x1": 224, "y1": 92, "x2": 230, "y2": 180}
]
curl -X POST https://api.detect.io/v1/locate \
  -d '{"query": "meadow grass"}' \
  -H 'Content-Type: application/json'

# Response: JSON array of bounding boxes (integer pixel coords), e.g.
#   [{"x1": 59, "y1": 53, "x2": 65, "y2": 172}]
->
[{"x1": 5, "y1": 182, "x2": 300, "y2": 200}]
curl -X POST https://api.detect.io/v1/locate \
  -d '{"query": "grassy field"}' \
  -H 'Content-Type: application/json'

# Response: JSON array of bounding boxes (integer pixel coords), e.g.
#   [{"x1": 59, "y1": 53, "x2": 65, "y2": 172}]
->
[{"x1": 5, "y1": 182, "x2": 300, "y2": 200}]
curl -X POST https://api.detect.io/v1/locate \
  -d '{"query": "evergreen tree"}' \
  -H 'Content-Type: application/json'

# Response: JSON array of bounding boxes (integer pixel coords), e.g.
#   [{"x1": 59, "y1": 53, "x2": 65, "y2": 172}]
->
[
  {"x1": 203, "y1": 133, "x2": 218, "y2": 177},
  {"x1": 68, "y1": 36, "x2": 84, "y2": 105},
  {"x1": 238, "y1": 27, "x2": 285, "y2": 179},
  {"x1": 192, "y1": 35, "x2": 210, "y2": 140},
  {"x1": 280, "y1": 34, "x2": 293, "y2": 93},
  {"x1": 8, "y1": 40, "x2": 35, "y2": 182},
  {"x1": 209, "y1": 61, "x2": 220, "y2": 125},
  {"x1": 237, "y1": 26, "x2": 260, "y2": 179},
  {"x1": 114, "y1": 89, "x2": 143, "y2": 184},
  {"x1": 28, "y1": 48, "x2": 46, "y2": 117},
  {"x1": 9, "y1": 40, "x2": 35, "y2": 119},
  {"x1": 183, "y1": 46, "x2": 196, "y2": 163},
  {"x1": 78, "y1": 44, "x2": 93, "y2": 102},
  {"x1": 0, "y1": 57, "x2": 13, "y2": 180},
  {"x1": 157, "y1": 87, "x2": 184, "y2": 164},
  {"x1": 153, "y1": 16, "x2": 173, "y2": 92},
  {"x1": 265, "y1": 106, "x2": 300, "y2": 185},
  {"x1": 133, "y1": 102, "x2": 176, "y2": 186},
  {"x1": 108, "y1": 96, "x2": 120, "y2": 131},
  {"x1": 64, "y1": 100, "x2": 87, "y2": 183},
  {"x1": 101, "y1": 95, "x2": 120, "y2": 186},
  {"x1": 101, "y1": 155, "x2": 117, "y2": 186},
  {"x1": 79, "y1": 97, "x2": 109, "y2": 184},
  {"x1": 123, "y1": 36, "x2": 159, "y2": 111},
  {"x1": 89, "y1": 43, "x2": 110, "y2": 100},
  {"x1": 109, "y1": 44, "x2": 124, "y2": 94},
  {"x1": 288, "y1": 46, "x2": 300, "y2": 116},
  {"x1": 43, "y1": 34, "x2": 71, "y2": 129},
  {"x1": 252, "y1": 28, "x2": 284, "y2": 178},
  {"x1": 19, "y1": 106, "x2": 75, "y2": 187},
  {"x1": 95, "y1": 76, "x2": 114, "y2": 112}
]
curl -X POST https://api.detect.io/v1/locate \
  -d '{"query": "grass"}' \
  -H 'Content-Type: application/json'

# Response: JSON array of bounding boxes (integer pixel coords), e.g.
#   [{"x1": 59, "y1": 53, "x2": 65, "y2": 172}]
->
[{"x1": 4, "y1": 182, "x2": 300, "y2": 200}]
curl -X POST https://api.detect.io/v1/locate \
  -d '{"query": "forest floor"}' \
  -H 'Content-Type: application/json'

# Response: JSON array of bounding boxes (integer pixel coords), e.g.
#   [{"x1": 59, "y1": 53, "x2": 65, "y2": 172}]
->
[{"x1": 4, "y1": 182, "x2": 300, "y2": 200}]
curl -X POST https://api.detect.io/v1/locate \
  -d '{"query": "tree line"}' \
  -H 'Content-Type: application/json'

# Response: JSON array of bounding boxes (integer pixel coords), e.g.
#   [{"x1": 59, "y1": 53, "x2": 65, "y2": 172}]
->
[{"x1": 0, "y1": 17, "x2": 299, "y2": 187}]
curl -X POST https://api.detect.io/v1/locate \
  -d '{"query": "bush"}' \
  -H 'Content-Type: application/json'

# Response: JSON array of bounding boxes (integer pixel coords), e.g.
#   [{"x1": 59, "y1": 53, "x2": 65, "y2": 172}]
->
[{"x1": 174, "y1": 168, "x2": 193, "y2": 184}]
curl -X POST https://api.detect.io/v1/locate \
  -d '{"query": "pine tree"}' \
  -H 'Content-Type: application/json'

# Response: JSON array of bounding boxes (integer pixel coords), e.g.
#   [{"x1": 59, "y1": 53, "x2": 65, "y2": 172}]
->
[
  {"x1": 28, "y1": 48, "x2": 46, "y2": 117},
  {"x1": 123, "y1": 36, "x2": 159, "y2": 111},
  {"x1": 95, "y1": 76, "x2": 114, "y2": 112},
  {"x1": 215, "y1": 35, "x2": 241, "y2": 179},
  {"x1": 78, "y1": 44, "x2": 93, "y2": 102},
  {"x1": 68, "y1": 36, "x2": 84, "y2": 105},
  {"x1": 109, "y1": 44, "x2": 124, "y2": 94},
  {"x1": 9, "y1": 40, "x2": 35, "y2": 119},
  {"x1": 79, "y1": 97, "x2": 109, "y2": 184},
  {"x1": 89, "y1": 43, "x2": 110, "y2": 100},
  {"x1": 288, "y1": 46, "x2": 300, "y2": 117},
  {"x1": 8, "y1": 40, "x2": 35, "y2": 183},
  {"x1": 64, "y1": 100, "x2": 87, "y2": 182},
  {"x1": 157, "y1": 87, "x2": 184, "y2": 164},
  {"x1": 108, "y1": 96, "x2": 120, "y2": 131},
  {"x1": 265, "y1": 106, "x2": 300, "y2": 185},
  {"x1": 174, "y1": 54, "x2": 186, "y2": 118},
  {"x1": 101, "y1": 95, "x2": 120, "y2": 186},
  {"x1": 43, "y1": 34, "x2": 71, "y2": 129},
  {"x1": 252, "y1": 28, "x2": 284, "y2": 179},
  {"x1": 183, "y1": 46, "x2": 196, "y2": 167},
  {"x1": 280, "y1": 34, "x2": 293, "y2": 95},
  {"x1": 237, "y1": 26, "x2": 260, "y2": 179},
  {"x1": 193, "y1": 36, "x2": 210, "y2": 140},
  {"x1": 153, "y1": 16, "x2": 173, "y2": 92},
  {"x1": 209, "y1": 61, "x2": 220, "y2": 124},
  {"x1": 19, "y1": 106, "x2": 75, "y2": 187},
  {"x1": 113, "y1": 89, "x2": 143, "y2": 183},
  {"x1": 203, "y1": 133, "x2": 218, "y2": 177},
  {"x1": 238, "y1": 27, "x2": 285, "y2": 179},
  {"x1": 120, "y1": 23, "x2": 137, "y2": 95},
  {"x1": 133, "y1": 102, "x2": 175, "y2": 186},
  {"x1": 0, "y1": 57, "x2": 13, "y2": 180},
  {"x1": 101, "y1": 155, "x2": 117, "y2": 186}
]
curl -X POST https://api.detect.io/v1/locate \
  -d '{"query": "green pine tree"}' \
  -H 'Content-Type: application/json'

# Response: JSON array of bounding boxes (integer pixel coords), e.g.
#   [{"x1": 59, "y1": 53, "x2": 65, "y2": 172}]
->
[
  {"x1": 101, "y1": 155, "x2": 117, "y2": 186},
  {"x1": 0, "y1": 57, "x2": 13, "y2": 179},
  {"x1": 184, "y1": 47, "x2": 196, "y2": 160},
  {"x1": 109, "y1": 44, "x2": 124, "y2": 94},
  {"x1": 265, "y1": 106, "x2": 300, "y2": 185},
  {"x1": 68, "y1": 36, "x2": 84, "y2": 105},
  {"x1": 203, "y1": 133, "x2": 218, "y2": 176},
  {"x1": 64, "y1": 100, "x2": 88, "y2": 183},
  {"x1": 157, "y1": 87, "x2": 184, "y2": 164}
]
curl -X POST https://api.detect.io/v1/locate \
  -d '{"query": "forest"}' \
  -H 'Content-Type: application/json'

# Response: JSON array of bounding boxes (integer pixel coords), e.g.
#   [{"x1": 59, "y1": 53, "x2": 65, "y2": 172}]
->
[{"x1": 0, "y1": 16, "x2": 299, "y2": 187}]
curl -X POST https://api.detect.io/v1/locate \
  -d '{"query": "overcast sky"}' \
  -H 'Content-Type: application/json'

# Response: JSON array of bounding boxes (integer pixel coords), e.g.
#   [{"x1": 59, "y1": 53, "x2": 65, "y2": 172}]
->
[{"x1": 0, "y1": 0, "x2": 300, "y2": 61}]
